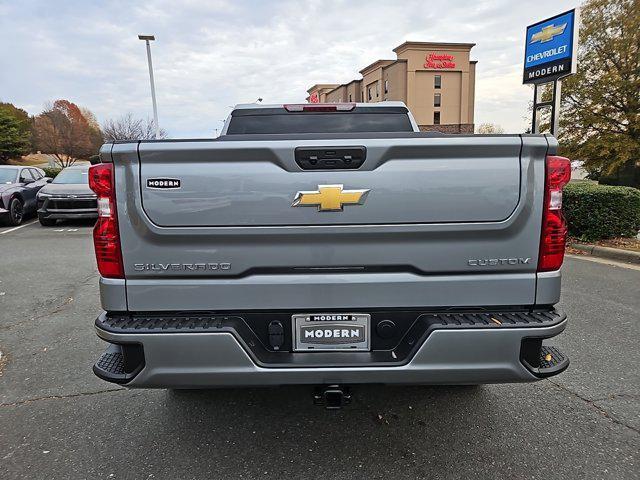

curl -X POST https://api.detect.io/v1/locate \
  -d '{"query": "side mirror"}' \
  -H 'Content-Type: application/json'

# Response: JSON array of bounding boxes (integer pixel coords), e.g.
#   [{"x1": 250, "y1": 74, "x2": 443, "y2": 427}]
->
[
  {"x1": 45, "y1": 177, "x2": 53, "y2": 183},
  {"x1": 20, "y1": 177, "x2": 35, "y2": 184}
]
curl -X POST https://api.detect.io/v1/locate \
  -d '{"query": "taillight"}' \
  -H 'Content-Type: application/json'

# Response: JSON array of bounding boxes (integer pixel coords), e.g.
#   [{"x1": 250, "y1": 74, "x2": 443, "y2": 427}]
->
[
  {"x1": 284, "y1": 103, "x2": 356, "y2": 112},
  {"x1": 538, "y1": 155, "x2": 571, "y2": 272},
  {"x1": 89, "y1": 163, "x2": 124, "y2": 279}
]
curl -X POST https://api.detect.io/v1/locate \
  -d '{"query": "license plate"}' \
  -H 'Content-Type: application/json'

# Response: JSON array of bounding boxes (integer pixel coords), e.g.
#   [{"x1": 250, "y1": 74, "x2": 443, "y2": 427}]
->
[{"x1": 292, "y1": 313, "x2": 370, "y2": 351}]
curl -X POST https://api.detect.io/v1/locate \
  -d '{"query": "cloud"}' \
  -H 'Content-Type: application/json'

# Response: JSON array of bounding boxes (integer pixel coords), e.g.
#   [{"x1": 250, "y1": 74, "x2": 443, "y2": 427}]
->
[{"x1": 0, "y1": 0, "x2": 575, "y2": 136}]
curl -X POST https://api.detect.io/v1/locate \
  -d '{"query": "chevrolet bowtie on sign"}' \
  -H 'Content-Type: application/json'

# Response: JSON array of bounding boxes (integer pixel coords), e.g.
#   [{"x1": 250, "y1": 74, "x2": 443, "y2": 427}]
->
[
  {"x1": 530, "y1": 23, "x2": 567, "y2": 44},
  {"x1": 291, "y1": 184, "x2": 370, "y2": 212},
  {"x1": 523, "y1": 9, "x2": 579, "y2": 84}
]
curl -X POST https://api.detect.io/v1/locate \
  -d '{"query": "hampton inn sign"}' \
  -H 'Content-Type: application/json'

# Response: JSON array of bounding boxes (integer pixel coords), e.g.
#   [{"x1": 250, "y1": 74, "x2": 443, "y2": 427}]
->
[{"x1": 424, "y1": 53, "x2": 456, "y2": 69}]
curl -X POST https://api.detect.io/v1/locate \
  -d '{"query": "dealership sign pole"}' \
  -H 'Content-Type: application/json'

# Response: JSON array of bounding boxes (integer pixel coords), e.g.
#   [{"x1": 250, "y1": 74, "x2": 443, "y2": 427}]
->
[{"x1": 524, "y1": 9, "x2": 579, "y2": 135}]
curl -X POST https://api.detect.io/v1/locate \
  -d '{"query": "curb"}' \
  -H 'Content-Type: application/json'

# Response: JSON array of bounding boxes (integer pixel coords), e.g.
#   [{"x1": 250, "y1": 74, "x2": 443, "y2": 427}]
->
[{"x1": 570, "y1": 243, "x2": 640, "y2": 264}]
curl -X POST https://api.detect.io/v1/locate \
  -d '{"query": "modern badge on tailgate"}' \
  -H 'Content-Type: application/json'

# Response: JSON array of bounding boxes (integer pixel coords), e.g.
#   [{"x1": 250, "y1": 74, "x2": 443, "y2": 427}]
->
[{"x1": 146, "y1": 178, "x2": 181, "y2": 189}]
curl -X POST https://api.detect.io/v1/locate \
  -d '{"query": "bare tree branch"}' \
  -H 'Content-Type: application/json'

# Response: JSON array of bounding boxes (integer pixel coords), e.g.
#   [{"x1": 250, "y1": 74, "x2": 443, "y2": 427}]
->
[{"x1": 102, "y1": 113, "x2": 167, "y2": 141}]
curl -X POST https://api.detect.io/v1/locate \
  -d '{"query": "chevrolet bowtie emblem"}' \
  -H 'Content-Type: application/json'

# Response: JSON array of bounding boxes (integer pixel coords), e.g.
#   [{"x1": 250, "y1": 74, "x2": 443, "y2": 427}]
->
[
  {"x1": 530, "y1": 23, "x2": 567, "y2": 43},
  {"x1": 292, "y1": 184, "x2": 370, "y2": 212}
]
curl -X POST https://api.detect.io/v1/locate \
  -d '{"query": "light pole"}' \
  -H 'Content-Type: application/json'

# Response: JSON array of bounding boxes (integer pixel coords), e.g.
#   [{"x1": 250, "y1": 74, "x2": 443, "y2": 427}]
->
[{"x1": 138, "y1": 35, "x2": 160, "y2": 139}]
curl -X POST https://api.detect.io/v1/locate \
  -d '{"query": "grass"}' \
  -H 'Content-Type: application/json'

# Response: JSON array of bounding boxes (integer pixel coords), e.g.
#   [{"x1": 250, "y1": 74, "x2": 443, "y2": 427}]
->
[
  {"x1": 6, "y1": 154, "x2": 91, "y2": 168},
  {"x1": 7, "y1": 153, "x2": 57, "y2": 166}
]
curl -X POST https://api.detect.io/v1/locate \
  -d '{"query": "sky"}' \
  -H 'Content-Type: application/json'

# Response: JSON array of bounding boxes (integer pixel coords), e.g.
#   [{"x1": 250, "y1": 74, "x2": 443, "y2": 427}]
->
[{"x1": 0, "y1": 0, "x2": 578, "y2": 138}]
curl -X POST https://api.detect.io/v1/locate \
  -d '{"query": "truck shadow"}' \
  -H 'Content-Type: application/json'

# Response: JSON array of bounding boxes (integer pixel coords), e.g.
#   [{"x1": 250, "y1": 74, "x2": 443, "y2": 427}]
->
[
  {"x1": 165, "y1": 383, "x2": 485, "y2": 411},
  {"x1": 161, "y1": 384, "x2": 498, "y2": 471},
  {"x1": 44, "y1": 218, "x2": 96, "y2": 228}
]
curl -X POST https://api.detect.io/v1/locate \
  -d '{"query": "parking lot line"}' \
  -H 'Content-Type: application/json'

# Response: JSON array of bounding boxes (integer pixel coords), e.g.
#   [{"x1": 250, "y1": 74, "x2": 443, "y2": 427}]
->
[{"x1": 0, "y1": 219, "x2": 38, "y2": 235}]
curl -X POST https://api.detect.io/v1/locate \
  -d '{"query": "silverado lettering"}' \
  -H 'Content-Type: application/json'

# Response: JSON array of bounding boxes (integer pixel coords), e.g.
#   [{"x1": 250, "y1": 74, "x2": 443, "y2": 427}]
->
[{"x1": 133, "y1": 262, "x2": 231, "y2": 271}]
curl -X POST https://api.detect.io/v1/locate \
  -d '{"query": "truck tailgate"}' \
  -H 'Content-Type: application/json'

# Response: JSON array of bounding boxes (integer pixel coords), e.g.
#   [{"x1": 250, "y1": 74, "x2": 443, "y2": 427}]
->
[{"x1": 109, "y1": 134, "x2": 550, "y2": 311}]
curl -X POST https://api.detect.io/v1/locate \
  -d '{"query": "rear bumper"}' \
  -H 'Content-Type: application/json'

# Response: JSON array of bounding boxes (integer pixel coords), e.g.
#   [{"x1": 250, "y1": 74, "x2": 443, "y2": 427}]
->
[{"x1": 93, "y1": 309, "x2": 569, "y2": 387}]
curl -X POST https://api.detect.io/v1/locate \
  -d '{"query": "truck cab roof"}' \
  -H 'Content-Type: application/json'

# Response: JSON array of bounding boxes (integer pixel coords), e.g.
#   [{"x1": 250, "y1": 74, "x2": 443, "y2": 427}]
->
[{"x1": 222, "y1": 101, "x2": 419, "y2": 135}]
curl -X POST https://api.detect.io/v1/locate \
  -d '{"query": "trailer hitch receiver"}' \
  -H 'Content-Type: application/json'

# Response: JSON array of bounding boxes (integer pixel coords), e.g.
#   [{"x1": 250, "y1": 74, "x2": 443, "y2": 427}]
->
[{"x1": 313, "y1": 384, "x2": 352, "y2": 410}]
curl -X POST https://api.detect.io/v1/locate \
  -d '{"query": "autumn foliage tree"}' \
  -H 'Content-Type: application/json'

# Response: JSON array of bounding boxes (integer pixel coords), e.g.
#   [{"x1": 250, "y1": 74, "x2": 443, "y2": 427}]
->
[
  {"x1": 559, "y1": 0, "x2": 639, "y2": 178},
  {"x1": 81, "y1": 107, "x2": 106, "y2": 152},
  {"x1": 33, "y1": 100, "x2": 103, "y2": 167}
]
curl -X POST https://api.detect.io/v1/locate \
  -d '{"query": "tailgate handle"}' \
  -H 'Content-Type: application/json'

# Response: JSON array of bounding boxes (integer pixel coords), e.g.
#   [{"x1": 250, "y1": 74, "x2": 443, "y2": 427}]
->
[{"x1": 295, "y1": 146, "x2": 366, "y2": 170}]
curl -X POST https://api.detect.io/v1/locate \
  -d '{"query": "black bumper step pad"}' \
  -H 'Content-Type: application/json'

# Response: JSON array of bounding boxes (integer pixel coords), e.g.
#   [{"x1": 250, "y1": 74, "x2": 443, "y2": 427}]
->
[
  {"x1": 521, "y1": 344, "x2": 570, "y2": 378},
  {"x1": 538, "y1": 346, "x2": 569, "y2": 374},
  {"x1": 418, "y1": 310, "x2": 564, "y2": 328},
  {"x1": 97, "y1": 314, "x2": 237, "y2": 333},
  {"x1": 96, "y1": 350, "x2": 125, "y2": 375},
  {"x1": 93, "y1": 343, "x2": 145, "y2": 384}
]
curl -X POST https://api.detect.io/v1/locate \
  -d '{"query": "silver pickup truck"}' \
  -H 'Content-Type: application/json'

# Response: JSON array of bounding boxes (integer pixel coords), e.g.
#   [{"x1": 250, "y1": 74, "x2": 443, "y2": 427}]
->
[{"x1": 90, "y1": 102, "x2": 571, "y2": 405}]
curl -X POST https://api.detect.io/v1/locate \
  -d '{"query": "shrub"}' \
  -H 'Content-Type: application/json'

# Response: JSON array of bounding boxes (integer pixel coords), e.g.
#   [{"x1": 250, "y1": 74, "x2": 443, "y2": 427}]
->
[
  {"x1": 42, "y1": 166, "x2": 62, "y2": 179},
  {"x1": 564, "y1": 182, "x2": 640, "y2": 241}
]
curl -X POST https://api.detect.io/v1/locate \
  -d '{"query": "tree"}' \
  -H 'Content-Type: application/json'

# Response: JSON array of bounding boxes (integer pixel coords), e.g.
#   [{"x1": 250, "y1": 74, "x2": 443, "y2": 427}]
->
[
  {"x1": 32, "y1": 100, "x2": 102, "y2": 167},
  {"x1": 559, "y1": 0, "x2": 639, "y2": 176},
  {"x1": 80, "y1": 107, "x2": 105, "y2": 151},
  {"x1": 102, "y1": 113, "x2": 167, "y2": 141},
  {"x1": 476, "y1": 123, "x2": 505, "y2": 134},
  {"x1": 0, "y1": 103, "x2": 32, "y2": 138},
  {"x1": 0, "y1": 108, "x2": 31, "y2": 163}
]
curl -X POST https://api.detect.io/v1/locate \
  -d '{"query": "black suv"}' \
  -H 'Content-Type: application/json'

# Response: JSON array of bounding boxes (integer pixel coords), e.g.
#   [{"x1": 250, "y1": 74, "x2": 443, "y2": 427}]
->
[{"x1": 36, "y1": 165, "x2": 98, "y2": 226}]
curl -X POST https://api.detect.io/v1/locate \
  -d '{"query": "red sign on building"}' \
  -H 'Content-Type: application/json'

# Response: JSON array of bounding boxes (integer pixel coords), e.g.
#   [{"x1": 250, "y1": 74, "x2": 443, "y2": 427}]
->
[
  {"x1": 309, "y1": 91, "x2": 320, "y2": 103},
  {"x1": 424, "y1": 53, "x2": 456, "y2": 69}
]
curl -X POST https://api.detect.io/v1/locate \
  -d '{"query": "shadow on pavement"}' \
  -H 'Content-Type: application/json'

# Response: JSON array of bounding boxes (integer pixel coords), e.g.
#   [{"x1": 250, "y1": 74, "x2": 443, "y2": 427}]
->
[
  {"x1": 38, "y1": 218, "x2": 97, "y2": 228},
  {"x1": 153, "y1": 384, "x2": 499, "y2": 477},
  {"x1": 161, "y1": 383, "x2": 491, "y2": 442}
]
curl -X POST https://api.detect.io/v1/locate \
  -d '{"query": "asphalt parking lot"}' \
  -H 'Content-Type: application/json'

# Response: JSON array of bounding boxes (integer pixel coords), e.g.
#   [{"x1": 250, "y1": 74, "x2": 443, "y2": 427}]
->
[{"x1": 0, "y1": 219, "x2": 638, "y2": 479}]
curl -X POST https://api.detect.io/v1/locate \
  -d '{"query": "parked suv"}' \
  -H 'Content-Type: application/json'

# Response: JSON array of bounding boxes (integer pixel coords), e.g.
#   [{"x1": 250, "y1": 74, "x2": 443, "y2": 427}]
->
[
  {"x1": 37, "y1": 165, "x2": 98, "y2": 226},
  {"x1": 0, "y1": 165, "x2": 49, "y2": 226}
]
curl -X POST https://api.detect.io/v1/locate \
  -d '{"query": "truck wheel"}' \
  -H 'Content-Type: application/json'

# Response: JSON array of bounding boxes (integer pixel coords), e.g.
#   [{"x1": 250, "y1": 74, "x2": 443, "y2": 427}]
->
[
  {"x1": 8, "y1": 197, "x2": 24, "y2": 226},
  {"x1": 38, "y1": 214, "x2": 57, "y2": 227}
]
